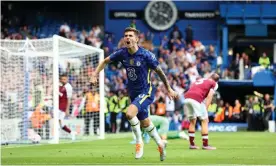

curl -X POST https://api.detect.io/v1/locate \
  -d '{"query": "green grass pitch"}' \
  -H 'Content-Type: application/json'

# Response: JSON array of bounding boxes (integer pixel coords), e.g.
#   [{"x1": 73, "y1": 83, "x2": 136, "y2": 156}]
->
[{"x1": 1, "y1": 132, "x2": 276, "y2": 165}]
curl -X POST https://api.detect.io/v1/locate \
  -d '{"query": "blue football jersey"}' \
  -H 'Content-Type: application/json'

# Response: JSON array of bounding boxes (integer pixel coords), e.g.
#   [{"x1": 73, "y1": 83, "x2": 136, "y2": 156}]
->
[{"x1": 109, "y1": 47, "x2": 159, "y2": 100}]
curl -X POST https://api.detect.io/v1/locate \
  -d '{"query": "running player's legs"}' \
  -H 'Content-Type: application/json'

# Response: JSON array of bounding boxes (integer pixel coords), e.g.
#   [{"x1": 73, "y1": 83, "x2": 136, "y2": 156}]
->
[
  {"x1": 57, "y1": 110, "x2": 74, "y2": 140},
  {"x1": 132, "y1": 93, "x2": 166, "y2": 161},
  {"x1": 125, "y1": 98, "x2": 143, "y2": 159}
]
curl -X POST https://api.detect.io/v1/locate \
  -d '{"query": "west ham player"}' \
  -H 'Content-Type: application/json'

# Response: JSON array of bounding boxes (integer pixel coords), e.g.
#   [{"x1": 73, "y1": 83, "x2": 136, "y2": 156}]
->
[
  {"x1": 90, "y1": 27, "x2": 178, "y2": 161},
  {"x1": 59, "y1": 74, "x2": 75, "y2": 140},
  {"x1": 184, "y1": 73, "x2": 219, "y2": 150}
]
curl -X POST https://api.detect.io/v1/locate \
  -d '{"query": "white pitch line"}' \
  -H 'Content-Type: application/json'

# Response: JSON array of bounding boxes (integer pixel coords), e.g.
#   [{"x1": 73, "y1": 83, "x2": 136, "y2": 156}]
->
[
  {"x1": 1, "y1": 164, "x2": 276, "y2": 166},
  {"x1": 1, "y1": 134, "x2": 131, "y2": 149}
]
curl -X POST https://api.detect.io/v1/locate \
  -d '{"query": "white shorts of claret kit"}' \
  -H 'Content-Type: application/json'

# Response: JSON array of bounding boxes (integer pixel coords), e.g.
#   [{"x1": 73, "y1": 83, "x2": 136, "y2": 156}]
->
[
  {"x1": 59, "y1": 110, "x2": 66, "y2": 120},
  {"x1": 184, "y1": 98, "x2": 208, "y2": 120}
]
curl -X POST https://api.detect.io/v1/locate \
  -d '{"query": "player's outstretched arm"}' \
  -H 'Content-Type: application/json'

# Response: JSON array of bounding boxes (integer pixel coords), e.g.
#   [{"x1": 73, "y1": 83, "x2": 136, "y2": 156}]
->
[
  {"x1": 153, "y1": 65, "x2": 178, "y2": 100},
  {"x1": 90, "y1": 57, "x2": 111, "y2": 85}
]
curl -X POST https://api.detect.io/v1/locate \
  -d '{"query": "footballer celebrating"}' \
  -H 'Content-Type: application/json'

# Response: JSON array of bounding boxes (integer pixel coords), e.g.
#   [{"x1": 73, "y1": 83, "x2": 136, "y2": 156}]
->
[{"x1": 90, "y1": 27, "x2": 178, "y2": 161}]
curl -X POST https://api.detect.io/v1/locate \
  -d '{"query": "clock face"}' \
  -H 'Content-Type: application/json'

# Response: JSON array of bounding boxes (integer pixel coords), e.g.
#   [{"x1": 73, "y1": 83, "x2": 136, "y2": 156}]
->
[{"x1": 145, "y1": 0, "x2": 178, "y2": 31}]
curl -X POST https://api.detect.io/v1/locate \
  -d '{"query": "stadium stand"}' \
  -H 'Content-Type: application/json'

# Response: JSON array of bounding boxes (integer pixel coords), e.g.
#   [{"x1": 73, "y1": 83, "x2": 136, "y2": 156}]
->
[{"x1": 1, "y1": 1, "x2": 275, "y2": 134}]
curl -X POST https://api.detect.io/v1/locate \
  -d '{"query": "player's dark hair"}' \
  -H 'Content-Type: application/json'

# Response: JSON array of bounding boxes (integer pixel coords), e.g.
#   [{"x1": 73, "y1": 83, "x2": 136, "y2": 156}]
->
[
  {"x1": 124, "y1": 27, "x2": 140, "y2": 37},
  {"x1": 59, "y1": 73, "x2": 68, "y2": 78},
  {"x1": 210, "y1": 73, "x2": 220, "y2": 82}
]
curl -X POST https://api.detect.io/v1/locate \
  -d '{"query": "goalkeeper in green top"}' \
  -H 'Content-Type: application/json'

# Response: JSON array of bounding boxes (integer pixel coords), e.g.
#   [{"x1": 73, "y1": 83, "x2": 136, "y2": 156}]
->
[{"x1": 130, "y1": 115, "x2": 188, "y2": 144}]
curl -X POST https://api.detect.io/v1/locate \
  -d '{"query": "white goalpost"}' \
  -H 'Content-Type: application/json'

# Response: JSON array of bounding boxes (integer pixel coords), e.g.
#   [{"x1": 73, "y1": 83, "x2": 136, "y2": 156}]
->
[{"x1": 0, "y1": 35, "x2": 105, "y2": 144}]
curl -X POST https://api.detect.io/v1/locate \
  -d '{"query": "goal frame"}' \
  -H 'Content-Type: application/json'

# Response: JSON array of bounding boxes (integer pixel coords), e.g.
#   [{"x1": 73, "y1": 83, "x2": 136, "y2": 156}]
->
[
  {"x1": 0, "y1": 35, "x2": 105, "y2": 144},
  {"x1": 52, "y1": 35, "x2": 105, "y2": 143}
]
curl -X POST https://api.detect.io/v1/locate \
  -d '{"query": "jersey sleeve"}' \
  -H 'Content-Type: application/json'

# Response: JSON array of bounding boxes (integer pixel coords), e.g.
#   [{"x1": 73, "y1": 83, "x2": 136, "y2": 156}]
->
[
  {"x1": 146, "y1": 51, "x2": 159, "y2": 70},
  {"x1": 65, "y1": 83, "x2": 73, "y2": 99},
  {"x1": 109, "y1": 48, "x2": 123, "y2": 62},
  {"x1": 213, "y1": 82, "x2": 218, "y2": 91},
  {"x1": 210, "y1": 82, "x2": 218, "y2": 92}
]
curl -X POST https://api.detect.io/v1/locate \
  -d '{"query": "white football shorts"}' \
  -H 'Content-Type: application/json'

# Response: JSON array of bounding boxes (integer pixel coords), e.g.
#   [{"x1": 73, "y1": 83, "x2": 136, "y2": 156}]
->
[
  {"x1": 59, "y1": 110, "x2": 66, "y2": 120},
  {"x1": 184, "y1": 98, "x2": 208, "y2": 120}
]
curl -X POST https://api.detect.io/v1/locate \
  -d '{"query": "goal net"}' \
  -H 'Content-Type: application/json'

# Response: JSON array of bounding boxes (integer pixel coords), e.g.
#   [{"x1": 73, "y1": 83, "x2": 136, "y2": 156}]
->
[{"x1": 0, "y1": 35, "x2": 105, "y2": 144}]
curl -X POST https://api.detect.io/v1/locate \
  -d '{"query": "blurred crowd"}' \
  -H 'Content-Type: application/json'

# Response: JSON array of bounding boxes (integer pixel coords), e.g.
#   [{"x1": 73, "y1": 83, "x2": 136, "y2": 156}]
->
[
  {"x1": 1, "y1": 9, "x2": 274, "y2": 136},
  {"x1": 208, "y1": 92, "x2": 274, "y2": 131}
]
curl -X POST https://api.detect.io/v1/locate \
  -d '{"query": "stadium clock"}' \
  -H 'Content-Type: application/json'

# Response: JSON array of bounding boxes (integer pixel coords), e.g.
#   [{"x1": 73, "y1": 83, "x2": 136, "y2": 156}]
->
[{"x1": 144, "y1": 0, "x2": 178, "y2": 31}]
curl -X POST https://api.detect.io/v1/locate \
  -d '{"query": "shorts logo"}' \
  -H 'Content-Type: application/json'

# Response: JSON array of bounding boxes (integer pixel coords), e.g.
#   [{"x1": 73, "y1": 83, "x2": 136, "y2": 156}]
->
[{"x1": 136, "y1": 61, "x2": 141, "y2": 66}]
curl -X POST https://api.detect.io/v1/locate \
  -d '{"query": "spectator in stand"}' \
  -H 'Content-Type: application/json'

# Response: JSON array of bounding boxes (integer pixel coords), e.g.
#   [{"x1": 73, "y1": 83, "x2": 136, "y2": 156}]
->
[
  {"x1": 253, "y1": 96, "x2": 262, "y2": 114},
  {"x1": 140, "y1": 40, "x2": 154, "y2": 51},
  {"x1": 69, "y1": 29, "x2": 77, "y2": 41},
  {"x1": 104, "y1": 37, "x2": 114, "y2": 55},
  {"x1": 165, "y1": 91, "x2": 175, "y2": 118},
  {"x1": 252, "y1": 96, "x2": 263, "y2": 130},
  {"x1": 244, "y1": 97, "x2": 254, "y2": 130},
  {"x1": 201, "y1": 61, "x2": 211, "y2": 77},
  {"x1": 118, "y1": 90, "x2": 130, "y2": 132},
  {"x1": 84, "y1": 35, "x2": 92, "y2": 46},
  {"x1": 60, "y1": 22, "x2": 70, "y2": 38},
  {"x1": 159, "y1": 57, "x2": 168, "y2": 72},
  {"x1": 115, "y1": 77, "x2": 125, "y2": 91},
  {"x1": 146, "y1": 31, "x2": 154, "y2": 41},
  {"x1": 169, "y1": 25, "x2": 183, "y2": 51},
  {"x1": 154, "y1": 95, "x2": 166, "y2": 116},
  {"x1": 208, "y1": 99, "x2": 218, "y2": 122},
  {"x1": 229, "y1": 53, "x2": 240, "y2": 79},
  {"x1": 79, "y1": 30, "x2": 87, "y2": 44},
  {"x1": 258, "y1": 52, "x2": 270, "y2": 68},
  {"x1": 160, "y1": 35, "x2": 169, "y2": 50},
  {"x1": 79, "y1": 86, "x2": 100, "y2": 136},
  {"x1": 206, "y1": 45, "x2": 217, "y2": 69},
  {"x1": 263, "y1": 94, "x2": 274, "y2": 131},
  {"x1": 20, "y1": 25, "x2": 31, "y2": 39},
  {"x1": 117, "y1": 37, "x2": 126, "y2": 49},
  {"x1": 108, "y1": 91, "x2": 119, "y2": 133},
  {"x1": 237, "y1": 53, "x2": 245, "y2": 80},
  {"x1": 194, "y1": 41, "x2": 205, "y2": 52},
  {"x1": 59, "y1": 28, "x2": 66, "y2": 38},
  {"x1": 185, "y1": 24, "x2": 193, "y2": 45},
  {"x1": 243, "y1": 53, "x2": 252, "y2": 79},
  {"x1": 185, "y1": 63, "x2": 199, "y2": 83},
  {"x1": 214, "y1": 100, "x2": 229, "y2": 123},
  {"x1": 129, "y1": 19, "x2": 136, "y2": 29},
  {"x1": 232, "y1": 99, "x2": 242, "y2": 122},
  {"x1": 223, "y1": 102, "x2": 233, "y2": 122}
]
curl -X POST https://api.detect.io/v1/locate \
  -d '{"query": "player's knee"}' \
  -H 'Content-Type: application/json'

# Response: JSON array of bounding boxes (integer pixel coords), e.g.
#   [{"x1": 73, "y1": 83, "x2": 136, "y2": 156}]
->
[
  {"x1": 202, "y1": 118, "x2": 209, "y2": 124},
  {"x1": 126, "y1": 105, "x2": 138, "y2": 120},
  {"x1": 189, "y1": 118, "x2": 197, "y2": 125},
  {"x1": 141, "y1": 122, "x2": 150, "y2": 128},
  {"x1": 126, "y1": 111, "x2": 135, "y2": 120},
  {"x1": 140, "y1": 118, "x2": 151, "y2": 128}
]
